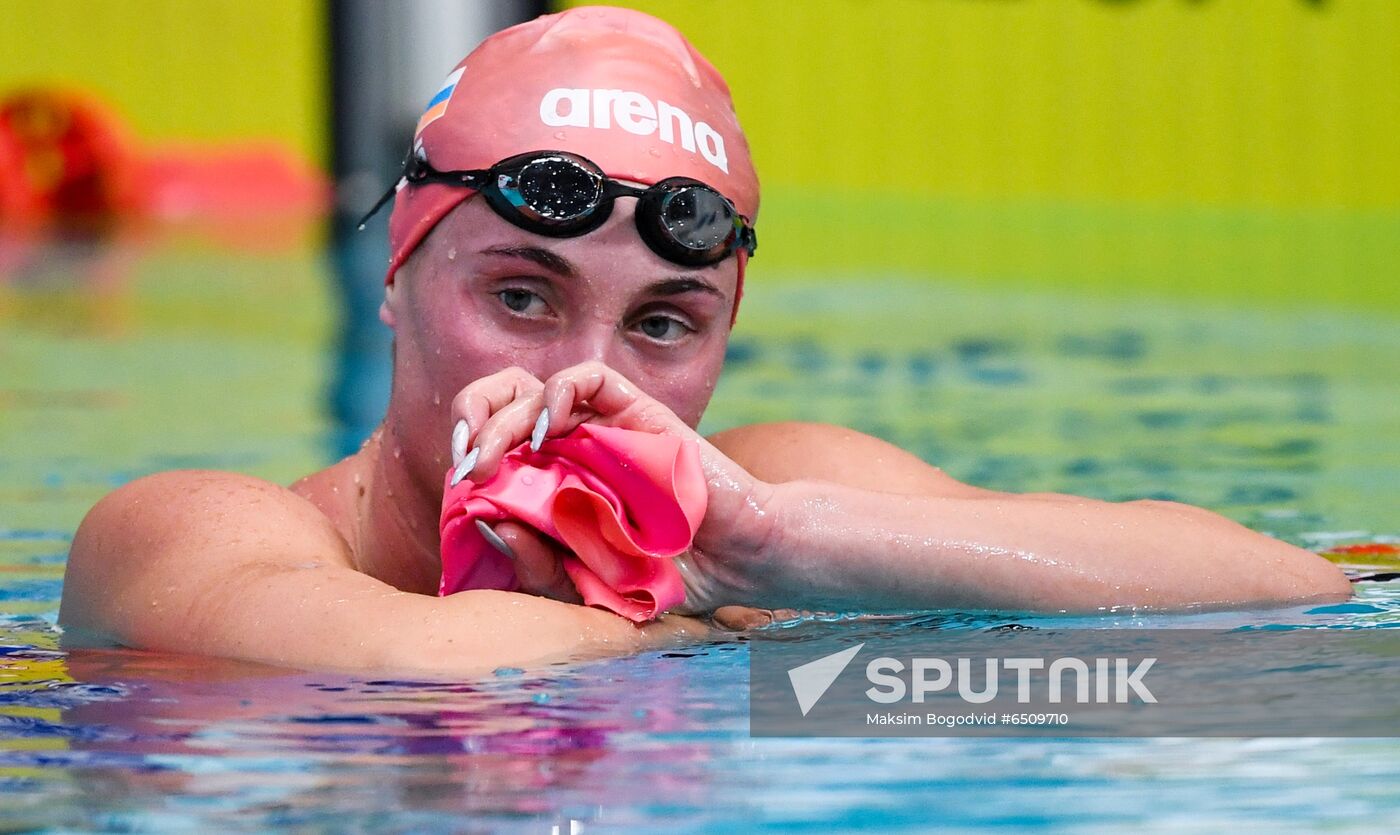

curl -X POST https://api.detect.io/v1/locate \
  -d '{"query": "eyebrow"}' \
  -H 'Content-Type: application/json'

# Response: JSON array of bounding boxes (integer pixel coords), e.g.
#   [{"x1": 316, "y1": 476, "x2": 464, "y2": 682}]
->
[
  {"x1": 480, "y1": 245, "x2": 724, "y2": 300},
  {"x1": 643, "y1": 277, "x2": 724, "y2": 299},
  {"x1": 480, "y1": 245, "x2": 577, "y2": 278}
]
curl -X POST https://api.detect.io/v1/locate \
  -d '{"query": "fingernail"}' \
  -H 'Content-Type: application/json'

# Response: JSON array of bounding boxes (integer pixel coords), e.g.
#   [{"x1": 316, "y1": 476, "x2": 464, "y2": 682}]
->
[
  {"x1": 475, "y1": 519, "x2": 514, "y2": 559},
  {"x1": 451, "y1": 419, "x2": 470, "y2": 466},
  {"x1": 450, "y1": 446, "x2": 479, "y2": 487},
  {"x1": 530, "y1": 408, "x2": 550, "y2": 452}
]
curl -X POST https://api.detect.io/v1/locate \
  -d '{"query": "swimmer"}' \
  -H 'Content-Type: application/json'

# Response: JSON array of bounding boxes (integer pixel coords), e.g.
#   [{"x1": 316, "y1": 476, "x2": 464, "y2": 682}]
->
[{"x1": 58, "y1": 6, "x2": 1350, "y2": 674}]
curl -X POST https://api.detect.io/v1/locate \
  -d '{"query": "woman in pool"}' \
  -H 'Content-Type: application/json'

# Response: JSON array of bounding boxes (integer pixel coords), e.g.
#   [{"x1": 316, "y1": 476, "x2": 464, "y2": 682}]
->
[{"x1": 59, "y1": 7, "x2": 1349, "y2": 673}]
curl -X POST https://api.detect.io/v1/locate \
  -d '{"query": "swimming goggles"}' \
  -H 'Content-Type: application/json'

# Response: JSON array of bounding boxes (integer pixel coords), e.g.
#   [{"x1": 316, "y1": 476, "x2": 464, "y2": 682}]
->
[{"x1": 359, "y1": 147, "x2": 757, "y2": 268}]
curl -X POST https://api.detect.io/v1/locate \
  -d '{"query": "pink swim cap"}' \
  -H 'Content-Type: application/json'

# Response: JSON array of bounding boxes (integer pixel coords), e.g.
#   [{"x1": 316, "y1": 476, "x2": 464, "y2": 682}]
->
[{"x1": 386, "y1": 5, "x2": 760, "y2": 324}]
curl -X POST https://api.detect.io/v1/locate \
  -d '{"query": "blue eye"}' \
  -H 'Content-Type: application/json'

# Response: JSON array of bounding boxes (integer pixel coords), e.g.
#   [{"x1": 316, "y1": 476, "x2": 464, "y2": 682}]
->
[
  {"x1": 638, "y1": 315, "x2": 692, "y2": 342},
  {"x1": 496, "y1": 289, "x2": 540, "y2": 313}
]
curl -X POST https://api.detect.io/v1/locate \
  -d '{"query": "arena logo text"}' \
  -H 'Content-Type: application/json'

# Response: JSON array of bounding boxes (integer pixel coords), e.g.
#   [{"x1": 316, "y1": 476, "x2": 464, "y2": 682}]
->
[{"x1": 538, "y1": 87, "x2": 729, "y2": 173}]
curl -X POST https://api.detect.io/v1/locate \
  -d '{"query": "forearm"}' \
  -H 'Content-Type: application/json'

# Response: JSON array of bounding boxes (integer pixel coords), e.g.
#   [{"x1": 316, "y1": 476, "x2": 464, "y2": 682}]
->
[
  {"x1": 69, "y1": 559, "x2": 710, "y2": 676},
  {"x1": 748, "y1": 480, "x2": 1352, "y2": 612},
  {"x1": 271, "y1": 577, "x2": 711, "y2": 673},
  {"x1": 395, "y1": 590, "x2": 713, "y2": 674}
]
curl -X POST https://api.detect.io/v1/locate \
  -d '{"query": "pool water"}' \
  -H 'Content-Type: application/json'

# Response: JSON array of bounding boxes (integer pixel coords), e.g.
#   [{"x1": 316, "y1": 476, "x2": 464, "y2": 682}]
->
[{"x1": 2, "y1": 234, "x2": 1398, "y2": 831}]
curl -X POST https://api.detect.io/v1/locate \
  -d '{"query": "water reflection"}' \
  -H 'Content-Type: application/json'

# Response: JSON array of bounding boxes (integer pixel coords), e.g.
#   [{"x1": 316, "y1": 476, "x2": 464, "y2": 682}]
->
[
  {"x1": 5, "y1": 590, "x2": 1400, "y2": 829},
  {"x1": 2, "y1": 640, "x2": 753, "y2": 830}
]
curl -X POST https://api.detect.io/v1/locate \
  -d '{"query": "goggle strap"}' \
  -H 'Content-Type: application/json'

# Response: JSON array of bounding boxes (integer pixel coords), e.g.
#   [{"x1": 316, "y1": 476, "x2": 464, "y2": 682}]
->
[
  {"x1": 355, "y1": 180, "x2": 401, "y2": 231},
  {"x1": 356, "y1": 166, "x2": 489, "y2": 231}
]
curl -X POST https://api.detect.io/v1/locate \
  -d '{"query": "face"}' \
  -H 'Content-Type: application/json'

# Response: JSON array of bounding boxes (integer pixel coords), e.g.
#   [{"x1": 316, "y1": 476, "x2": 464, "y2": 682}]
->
[{"x1": 380, "y1": 190, "x2": 737, "y2": 469}]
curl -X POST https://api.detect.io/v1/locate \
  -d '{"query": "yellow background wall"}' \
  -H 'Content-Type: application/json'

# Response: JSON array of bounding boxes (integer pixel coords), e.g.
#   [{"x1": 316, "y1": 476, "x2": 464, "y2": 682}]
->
[
  {"x1": 567, "y1": 0, "x2": 1400, "y2": 313},
  {"x1": 0, "y1": 0, "x2": 326, "y2": 167},
  {"x1": 11, "y1": 0, "x2": 1389, "y2": 210},
  {"x1": 575, "y1": 0, "x2": 1398, "y2": 209},
  {"x1": 2, "y1": 0, "x2": 1394, "y2": 310}
]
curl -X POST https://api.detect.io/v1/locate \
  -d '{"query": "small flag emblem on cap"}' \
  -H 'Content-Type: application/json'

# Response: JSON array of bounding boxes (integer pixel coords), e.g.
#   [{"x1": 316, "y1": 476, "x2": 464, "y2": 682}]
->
[{"x1": 415, "y1": 67, "x2": 465, "y2": 137}]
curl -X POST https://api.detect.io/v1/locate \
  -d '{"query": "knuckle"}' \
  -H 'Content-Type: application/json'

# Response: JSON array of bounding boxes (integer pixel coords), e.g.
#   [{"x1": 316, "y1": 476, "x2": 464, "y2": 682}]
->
[
  {"x1": 503, "y1": 390, "x2": 543, "y2": 415},
  {"x1": 506, "y1": 366, "x2": 543, "y2": 392},
  {"x1": 544, "y1": 376, "x2": 575, "y2": 403},
  {"x1": 572, "y1": 359, "x2": 609, "y2": 378},
  {"x1": 633, "y1": 400, "x2": 673, "y2": 429},
  {"x1": 450, "y1": 387, "x2": 477, "y2": 415},
  {"x1": 454, "y1": 373, "x2": 499, "y2": 404}
]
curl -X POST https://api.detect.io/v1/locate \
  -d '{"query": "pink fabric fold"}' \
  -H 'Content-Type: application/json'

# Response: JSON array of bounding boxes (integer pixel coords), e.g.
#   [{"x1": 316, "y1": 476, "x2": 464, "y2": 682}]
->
[{"x1": 438, "y1": 423, "x2": 707, "y2": 622}]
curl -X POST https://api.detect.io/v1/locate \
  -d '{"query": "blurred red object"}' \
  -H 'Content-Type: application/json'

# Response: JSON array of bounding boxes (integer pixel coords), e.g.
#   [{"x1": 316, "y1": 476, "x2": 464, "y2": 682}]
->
[
  {"x1": 0, "y1": 121, "x2": 24, "y2": 219},
  {"x1": 139, "y1": 141, "x2": 327, "y2": 223},
  {"x1": 0, "y1": 88, "x2": 140, "y2": 225},
  {"x1": 0, "y1": 87, "x2": 327, "y2": 230}
]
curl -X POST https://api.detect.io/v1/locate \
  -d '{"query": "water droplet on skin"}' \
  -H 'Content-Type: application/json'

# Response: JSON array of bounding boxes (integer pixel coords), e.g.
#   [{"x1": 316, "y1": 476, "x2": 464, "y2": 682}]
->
[
  {"x1": 393, "y1": 446, "x2": 403, "y2": 459},
  {"x1": 433, "y1": 392, "x2": 441, "y2": 406},
  {"x1": 552, "y1": 131, "x2": 568, "y2": 141},
  {"x1": 521, "y1": 474, "x2": 534, "y2": 486},
  {"x1": 447, "y1": 247, "x2": 457, "y2": 261}
]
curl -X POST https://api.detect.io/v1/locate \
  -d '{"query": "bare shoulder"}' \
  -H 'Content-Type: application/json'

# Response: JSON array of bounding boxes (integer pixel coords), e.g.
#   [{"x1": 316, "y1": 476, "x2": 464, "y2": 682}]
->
[
  {"x1": 69, "y1": 469, "x2": 350, "y2": 564},
  {"x1": 59, "y1": 469, "x2": 352, "y2": 641},
  {"x1": 705, "y1": 421, "x2": 995, "y2": 497}
]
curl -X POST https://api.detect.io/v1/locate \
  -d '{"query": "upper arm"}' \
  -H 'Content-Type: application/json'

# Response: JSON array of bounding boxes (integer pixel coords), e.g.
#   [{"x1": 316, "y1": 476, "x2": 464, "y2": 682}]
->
[
  {"x1": 60, "y1": 470, "x2": 708, "y2": 674},
  {"x1": 60, "y1": 469, "x2": 355, "y2": 654},
  {"x1": 708, "y1": 421, "x2": 1001, "y2": 498}
]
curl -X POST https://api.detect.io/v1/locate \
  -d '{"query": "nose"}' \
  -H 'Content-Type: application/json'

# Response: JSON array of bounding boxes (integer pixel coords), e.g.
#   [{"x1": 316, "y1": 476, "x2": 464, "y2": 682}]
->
[{"x1": 540, "y1": 319, "x2": 628, "y2": 378}]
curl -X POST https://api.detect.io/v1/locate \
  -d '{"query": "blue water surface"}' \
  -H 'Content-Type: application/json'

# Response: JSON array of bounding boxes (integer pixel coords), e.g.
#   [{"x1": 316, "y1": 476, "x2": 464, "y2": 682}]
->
[{"x1": 1, "y1": 238, "x2": 1398, "y2": 832}]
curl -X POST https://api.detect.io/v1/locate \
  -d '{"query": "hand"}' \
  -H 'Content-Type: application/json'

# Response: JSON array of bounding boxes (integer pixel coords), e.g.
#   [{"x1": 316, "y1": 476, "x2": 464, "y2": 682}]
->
[
  {"x1": 445, "y1": 362, "x2": 778, "y2": 614},
  {"x1": 490, "y1": 522, "x2": 799, "y2": 630}
]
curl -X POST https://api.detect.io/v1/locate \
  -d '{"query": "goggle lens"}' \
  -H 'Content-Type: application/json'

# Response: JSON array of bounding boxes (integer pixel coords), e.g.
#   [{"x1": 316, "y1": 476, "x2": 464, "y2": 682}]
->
[
  {"x1": 659, "y1": 186, "x2": 736, "y2": 252},
  {"x1": 511, "y1": 156, "x2": 602, "y2": 223}
]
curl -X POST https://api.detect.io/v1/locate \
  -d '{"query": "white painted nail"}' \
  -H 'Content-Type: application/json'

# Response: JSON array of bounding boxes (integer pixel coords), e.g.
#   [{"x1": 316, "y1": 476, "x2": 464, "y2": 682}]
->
[
  {"x1": 451, "y1": 419, "x2": 470, "y2": 466},
  {"x1": 450, "y1": 447, "x2": 479, "y2": 487},
  {"x1": 476, "y1": 519, "x2": 514, "y2": 558},
  {"x1": 530, "y1": 408, "x2": 550, "y2": 452}
]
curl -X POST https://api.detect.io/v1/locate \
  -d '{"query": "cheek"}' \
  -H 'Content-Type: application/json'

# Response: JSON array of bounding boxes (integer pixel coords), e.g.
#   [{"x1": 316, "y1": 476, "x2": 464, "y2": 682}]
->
[
  {"x1": 412, "y1": 299, "x2": 586, "y2": 399},
  {"x1": 434, "y1": 326, "x2": 532, "y2": 391},
  {"x1": 630, "y1": 341, "x2": 727, "y2": 427},
  {"x1": 402, "y1": 292, "x2": 517, "y2": 389}
]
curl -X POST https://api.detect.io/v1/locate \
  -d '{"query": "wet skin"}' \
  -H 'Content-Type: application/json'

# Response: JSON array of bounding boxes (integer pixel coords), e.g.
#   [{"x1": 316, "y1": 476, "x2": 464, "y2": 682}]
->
[{"x1": 57, "y1": 195, "x2": 1353, "y2": 675}]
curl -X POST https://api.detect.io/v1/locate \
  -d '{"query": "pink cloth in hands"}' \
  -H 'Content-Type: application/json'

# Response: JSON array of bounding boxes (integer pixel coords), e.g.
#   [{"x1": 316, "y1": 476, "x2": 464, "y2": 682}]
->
[{"x1": 439, "y1": 423, "x2": 708, "y2": 622}]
